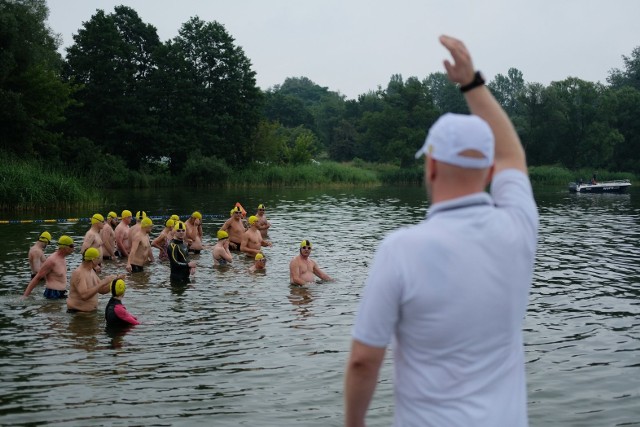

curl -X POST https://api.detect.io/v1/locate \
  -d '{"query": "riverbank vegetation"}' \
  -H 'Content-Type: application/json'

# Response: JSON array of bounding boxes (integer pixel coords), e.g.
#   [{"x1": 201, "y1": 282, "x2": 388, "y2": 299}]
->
[
  {"x1": 0, "y1": 155, "x2": 100, "y2": 210},
  {"x1": 2, "y1": 1, "x2": 640, "y2": 209}
]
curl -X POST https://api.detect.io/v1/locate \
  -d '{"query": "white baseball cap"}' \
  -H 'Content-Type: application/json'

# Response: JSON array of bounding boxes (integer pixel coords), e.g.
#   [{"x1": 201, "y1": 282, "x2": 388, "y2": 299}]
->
[{"x1": 415, "y1": 113, "x2": 494, "y2": 169}]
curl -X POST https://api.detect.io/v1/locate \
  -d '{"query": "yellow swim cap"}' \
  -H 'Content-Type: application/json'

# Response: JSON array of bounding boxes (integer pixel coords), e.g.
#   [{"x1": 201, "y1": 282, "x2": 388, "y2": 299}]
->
[
  {"x1": 107, "y1": 211, "x2": 118, "y2": 219},
  {"x1": 217, "y1": 230, "x2": 228, "y2": 240},
  {"x1": 39, "y1": 231, "x2": 52, "y2": 244},
  {"x1": 136, "y1": 210, "x2": 147, "y2": 220},
  {"x1": 121, "y1": 209, "x2": 132, "y2": 219},
  {"x1": 174, "y1": 221, "x2": 186, "y2": 231},
  {"x1": 170, "y1": 214, "x2": 180, "y2": 222},
  {"x1": 58, "y1": 235, "x2": 74, "y2": 247},
  {"x1": 83, "y1": 247, "x2": 100, "y2": 261},
  {"x1": 230, "y1": 209, "x2": 235, "y2": 216},
  {"x1": 258, "y1": 204, "x2": 266, "y2": 210},
  {"x1": 141, "y1": 217, "x2": 153, "y2": 227},
  {"x1": 300, "y1": 239, "x2": 312, "y2": 248},
  {"x1": 111, "y1": 278, "x2": 126, "y2": 297},
  {"x1": 255, "y1": 252, "x2": 265, "y2": 261},
  {"x1": 91, "y1": 213, "x2": 105, "y2": 224},
  {"x1": 248, "y1": 215, "x2": 258, "y2": 225},
  {"x1": 192, "y1": 211, "x2": 202, "y2": 220},
  {"x1": 165, "y1": 219, "x2": 175, "y2": 228}
]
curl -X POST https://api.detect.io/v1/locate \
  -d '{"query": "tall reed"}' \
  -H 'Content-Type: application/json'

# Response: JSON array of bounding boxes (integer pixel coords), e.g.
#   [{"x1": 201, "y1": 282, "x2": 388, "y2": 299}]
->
[{"x1": 0, "y1": 155, "x2": 100, "y2": 210}]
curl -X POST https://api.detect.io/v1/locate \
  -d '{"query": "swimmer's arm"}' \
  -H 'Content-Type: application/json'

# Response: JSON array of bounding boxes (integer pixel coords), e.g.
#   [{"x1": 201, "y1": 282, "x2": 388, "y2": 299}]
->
[
  {"x1": 81, "y1": 233, "x2": 94, "y2": 253},
  {"x1": 116, "y1": 232, "x2": 129, "y2": 257},
  {"x1": 102, "y1": 239, "x2": 116, "y2": 257},
  {"x1": 98, "y1": 274, "x2": 121, "y2": 294},
  {"x1": 114, "y1": 304, "x2": 140, "y2": 325},
  {"x1": 22, "y1": 260, "x2": 52, "y2": 297},
  {"x1": 126, "y1": 238, "x2": 140, "y2": 271},
  {"x1": 239, "y1": 234, "x2": 255, "y2": 255},
  {"x1": 151, "y1": 235, "x2": 164, "y2": 250},
  {"x1": 313, "y1": 262, "x2": 334, "y2": 282},
  {"x1": 147, "y1": 243, "x2": 154, "y2": 262},
  {"x1": 261, "y1": 240, "x2": 272, "y2": 247}
]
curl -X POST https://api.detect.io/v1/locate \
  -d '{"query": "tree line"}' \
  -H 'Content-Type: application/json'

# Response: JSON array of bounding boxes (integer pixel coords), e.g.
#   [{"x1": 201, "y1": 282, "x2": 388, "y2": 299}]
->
[{"x1": 2, "y1": 0, "x2": 640, "y2": 188}]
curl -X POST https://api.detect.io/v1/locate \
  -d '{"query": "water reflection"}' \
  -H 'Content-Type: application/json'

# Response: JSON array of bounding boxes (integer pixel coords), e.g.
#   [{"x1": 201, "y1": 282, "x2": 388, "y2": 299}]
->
[
  {"x1": 288, "y1": 286, "x2": 315, "y2": 321},
  {"x1": 0, "y1": 185, "x2": 639, "y2": 425}
]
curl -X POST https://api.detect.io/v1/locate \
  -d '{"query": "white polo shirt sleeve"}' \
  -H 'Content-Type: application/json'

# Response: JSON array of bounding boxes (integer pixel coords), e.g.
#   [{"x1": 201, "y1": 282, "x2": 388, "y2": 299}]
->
[
  {"x1": 490, "y1": 169, "x2": 538, "y2": 249},
  {"x1": 352, "y1": 232, "x2": 404, "y2": 348}
]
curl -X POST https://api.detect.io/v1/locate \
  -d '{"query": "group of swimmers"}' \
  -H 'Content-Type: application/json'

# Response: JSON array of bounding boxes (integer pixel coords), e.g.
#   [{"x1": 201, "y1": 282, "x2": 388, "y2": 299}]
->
[{"x1": 21, "y1": 204, "x2": 333, "y2": 327}]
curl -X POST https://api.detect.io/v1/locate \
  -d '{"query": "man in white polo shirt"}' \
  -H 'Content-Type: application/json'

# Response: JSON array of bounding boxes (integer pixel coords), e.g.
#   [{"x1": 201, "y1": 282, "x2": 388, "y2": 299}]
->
[{"x1": 345, "y1": 35, "x2": 538, "y2": 427}]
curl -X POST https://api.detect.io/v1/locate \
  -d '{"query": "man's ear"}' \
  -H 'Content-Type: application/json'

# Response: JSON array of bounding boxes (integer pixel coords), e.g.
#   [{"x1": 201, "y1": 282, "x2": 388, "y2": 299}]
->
[
  {"x1": 484, "y1": 164, "x2": 495, "y2": 187},
  {"x1": 427, "y1": 156, "x2": 437, "y2": 183}
]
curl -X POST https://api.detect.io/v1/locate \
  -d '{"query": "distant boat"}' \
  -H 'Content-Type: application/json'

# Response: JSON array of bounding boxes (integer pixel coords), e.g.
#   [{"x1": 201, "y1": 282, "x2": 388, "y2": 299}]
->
[{"x1": 568, "y1": 179, "x2": 631, "y2": 193}]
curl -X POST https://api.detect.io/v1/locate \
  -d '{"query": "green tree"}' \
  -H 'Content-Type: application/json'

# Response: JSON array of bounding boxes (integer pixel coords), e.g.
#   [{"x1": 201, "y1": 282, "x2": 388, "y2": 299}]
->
[
  {"x1": 263, "y1": 91, "x2": 315, "y2": 129},
  {"x1": 329, "y1": 119, "x2": 358, "y2": 161},
  {"x1": 488, "y1": 68, "x2": 525, "y2": 116},
  {"x1": 0, "y1": 0, "x2": 74, "y2": 159},
  {"x1": 423, "y1": 72, "x2": 467, "y2": 114},
  {"x1": 164, "y1": 17, "x2": 263, "y2": 169},
  {"x1": 608, "y1": 46, "x2": 640, "y2": 91},
  {"x1": 249, "y1": 120, "x2": 288, "y2": 164},
  {"x1": 356, "y1": 75, "x2": 438, "y2": 165},
  {"x1": 602, "y1": 86, "x2": 640, "y2": 172},
  {"x1": 64, "y1": 6, "x2": 161, "y2": 169}
]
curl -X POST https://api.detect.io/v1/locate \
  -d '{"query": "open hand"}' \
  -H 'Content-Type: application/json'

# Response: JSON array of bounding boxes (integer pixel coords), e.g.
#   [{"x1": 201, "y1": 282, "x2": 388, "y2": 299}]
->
[{"x1": 439, "y1": 35, "x2": 475, "y2": 86}]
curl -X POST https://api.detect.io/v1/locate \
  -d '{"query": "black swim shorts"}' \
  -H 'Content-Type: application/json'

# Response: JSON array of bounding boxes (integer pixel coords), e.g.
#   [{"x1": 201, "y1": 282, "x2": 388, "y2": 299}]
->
[{"x1": 43, "y1": 288, "x2": 67, "y2": 299}]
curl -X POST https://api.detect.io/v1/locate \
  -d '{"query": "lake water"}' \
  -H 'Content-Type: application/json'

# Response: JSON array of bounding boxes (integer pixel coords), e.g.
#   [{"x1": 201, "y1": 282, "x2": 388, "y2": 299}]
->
[{"x1": 0, "y1": 184, "x2": 639, "y2": 426}]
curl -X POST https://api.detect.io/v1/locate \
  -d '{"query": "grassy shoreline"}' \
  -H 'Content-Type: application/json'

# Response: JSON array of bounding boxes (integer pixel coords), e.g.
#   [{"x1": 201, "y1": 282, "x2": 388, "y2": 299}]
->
[{"x1": 0, "y1": 155, "x2": 636, "y2": 210}]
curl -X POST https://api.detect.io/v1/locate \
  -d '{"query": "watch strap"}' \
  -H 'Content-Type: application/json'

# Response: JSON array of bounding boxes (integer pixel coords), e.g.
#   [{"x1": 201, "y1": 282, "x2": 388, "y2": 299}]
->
[{"x1": 460, "y1": 71, "x2": 485, "y2": 93}]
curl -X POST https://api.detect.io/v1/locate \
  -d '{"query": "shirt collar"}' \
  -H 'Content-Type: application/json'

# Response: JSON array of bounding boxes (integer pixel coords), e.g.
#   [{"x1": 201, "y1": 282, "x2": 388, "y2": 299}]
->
[{"x1": 427, "y1": 192, "x2": 493, "y2": 219}]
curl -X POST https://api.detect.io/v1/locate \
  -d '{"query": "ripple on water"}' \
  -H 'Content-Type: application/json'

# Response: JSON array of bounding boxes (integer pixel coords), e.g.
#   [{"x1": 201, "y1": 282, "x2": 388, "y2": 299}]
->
[{"x1": 1, "y1": 186, "x2": 639, "y2": 425}]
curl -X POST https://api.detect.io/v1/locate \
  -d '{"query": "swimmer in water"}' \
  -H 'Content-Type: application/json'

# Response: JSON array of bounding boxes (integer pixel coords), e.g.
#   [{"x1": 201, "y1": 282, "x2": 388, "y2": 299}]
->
[
  {"x1": 81, "y1": 213, "x2": 105, "y2": 259},
  {"x1": 289, "y1": 239, "x2": 334, "y2": 286},
  {"x1": 185, "y1": 211, "x2": 204, "y2": 253},
  {"x1": 213, "y1": 230, "x2": 233, "y2": 266},
  {"x1": 169, "y1": 221, "x2": 196, "y2": 283},
  {"x1": 67, "y1": 247, "x2": 122, "y2": 312},
  {"x1": 105, "y1": 279, "x2": 140, "y2": 327},
  {"x1": 152, "y1": 219, "x2": 175, "y2": 261},
  {"x1": 23, "y1": 235, "x2": 75, "y2": 300},
  {"x1": 101, "y1": 211, "x2": 119, "y2": 259},
  {"x1": 249, "y1": 252, "x2": 267, "y2": 273},
  {"x1": 28, "y1": 231, "x2": 51, "y2": 279},
  {"x1": 126, "y1": 217, "x2": 154, "y2": 273}
]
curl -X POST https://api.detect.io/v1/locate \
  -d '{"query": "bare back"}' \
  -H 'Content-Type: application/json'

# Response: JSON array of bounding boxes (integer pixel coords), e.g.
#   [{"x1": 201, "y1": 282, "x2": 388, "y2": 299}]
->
[{"x1": 28, "y1": 243, "x2": 47, "y2": 274}]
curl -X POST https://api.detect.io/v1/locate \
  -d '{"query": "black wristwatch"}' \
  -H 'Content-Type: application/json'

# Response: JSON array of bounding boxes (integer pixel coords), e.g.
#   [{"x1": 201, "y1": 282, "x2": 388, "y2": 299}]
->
[{"x1": 460, "y1": 71, "x2": 485, "y2": 93}]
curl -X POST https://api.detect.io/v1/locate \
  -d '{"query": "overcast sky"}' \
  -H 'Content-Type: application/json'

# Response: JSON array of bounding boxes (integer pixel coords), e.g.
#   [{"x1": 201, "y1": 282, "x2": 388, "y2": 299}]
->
[{"x1": 46, "y1": 0, "x2": 640, "y2": 99}]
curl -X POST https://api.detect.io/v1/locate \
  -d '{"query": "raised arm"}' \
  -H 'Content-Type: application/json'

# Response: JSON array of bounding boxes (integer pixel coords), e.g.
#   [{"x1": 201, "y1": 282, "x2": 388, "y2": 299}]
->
[{"x1": 439, "y1": 35, "x2": 527, "y2": 175}]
